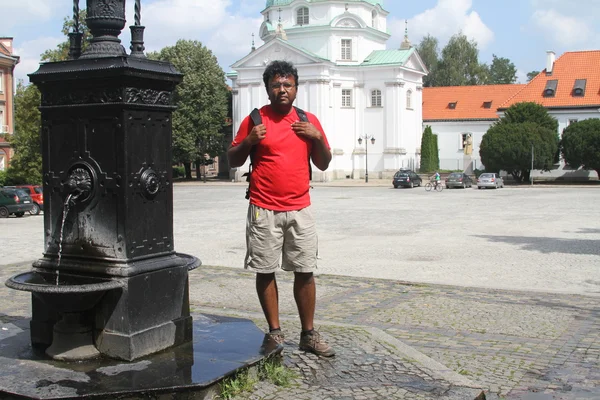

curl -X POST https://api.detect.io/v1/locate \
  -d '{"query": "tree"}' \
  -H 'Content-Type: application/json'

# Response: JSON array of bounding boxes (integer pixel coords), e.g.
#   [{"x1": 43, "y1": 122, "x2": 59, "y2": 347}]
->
[
  {"x1": 148, "y1": 40, "x2": 229, "y2": 179},
  {"x1": 561, "y1": 119, "x2": 600, "y2": 177},
  {"x1": 7, "y1": 82, "x2": 43, "y2": 184},
  {"x1": 487, "y1": 54, "x2": 517, "y2": 84},
  {"x1": 432, "y1": 132, "x2": 439, "y2": 170},
  {"x1": 41, "y1": 10, "x2": 90, "y2": 62},
  {"x1": 419, "y1": 126, "x2": 436, "y2": 173},
  {"x1": 417, "y1": 35, "x2": 440, "y2": 87},
  {"x1": 526, "y1": 71, "x2": 540, "y2": 82},
  {"x1": 498, "y1": 102, "x2": 558, "y2": 132},
  {"x1": 436, "y1": 33, "x2": 488, "y2": 86},
  {"x1": 480, "y1": 102, "x2": 560, "y2": 182}
]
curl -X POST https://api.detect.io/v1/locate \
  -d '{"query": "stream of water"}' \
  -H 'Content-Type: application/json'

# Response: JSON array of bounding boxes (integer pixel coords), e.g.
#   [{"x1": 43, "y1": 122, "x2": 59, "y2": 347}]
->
[{"x1": 56, "y1": 194, "x2": 73, "y2": 285}]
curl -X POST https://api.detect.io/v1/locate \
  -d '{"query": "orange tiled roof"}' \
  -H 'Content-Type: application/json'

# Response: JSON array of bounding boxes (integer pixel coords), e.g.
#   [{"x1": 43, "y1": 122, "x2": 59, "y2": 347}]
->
[
  {"x1": 500, "y1": 50, "x2": 600, "y2": 109},
  {"x1": 423, "y1": 84, "x2": 524, "y2": 121}
]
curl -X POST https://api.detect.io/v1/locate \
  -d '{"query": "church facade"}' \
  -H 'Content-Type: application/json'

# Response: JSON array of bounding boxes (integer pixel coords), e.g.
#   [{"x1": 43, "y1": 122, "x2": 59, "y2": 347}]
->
[{"x1": 227, "y1": 0, "x2": 427, "y2": 181}]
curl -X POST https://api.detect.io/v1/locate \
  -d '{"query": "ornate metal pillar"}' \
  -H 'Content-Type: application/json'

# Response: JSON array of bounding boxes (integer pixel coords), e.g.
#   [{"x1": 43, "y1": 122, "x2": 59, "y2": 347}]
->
[{"x1": 26, "y1": 0, "x2": 198, "y2": 361}]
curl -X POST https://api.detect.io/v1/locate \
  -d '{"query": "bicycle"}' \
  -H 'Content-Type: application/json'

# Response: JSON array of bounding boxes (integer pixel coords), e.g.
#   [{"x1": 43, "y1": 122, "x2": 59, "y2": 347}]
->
[{"x1": 425, "y1": 180, "x2": 444, "y2": 192}]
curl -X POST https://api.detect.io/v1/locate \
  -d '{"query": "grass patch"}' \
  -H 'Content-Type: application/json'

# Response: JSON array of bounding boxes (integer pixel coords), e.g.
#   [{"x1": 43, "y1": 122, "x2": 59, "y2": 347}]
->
[
  {"x1": 219, "y1": 369, "x2": 257, "y2": 399},
  {"x1": 258, "y1": 356, "x2": 298, "y2": 387},
  {"x1": 219, "y1": 357, "x2": 297, "y2": 399}
]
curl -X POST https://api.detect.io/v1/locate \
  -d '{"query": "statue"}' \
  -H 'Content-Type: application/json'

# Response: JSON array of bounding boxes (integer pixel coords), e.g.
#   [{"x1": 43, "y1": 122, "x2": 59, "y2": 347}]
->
[{"x1": 463, "y1": 134, "x2": 473, "y2": 156}]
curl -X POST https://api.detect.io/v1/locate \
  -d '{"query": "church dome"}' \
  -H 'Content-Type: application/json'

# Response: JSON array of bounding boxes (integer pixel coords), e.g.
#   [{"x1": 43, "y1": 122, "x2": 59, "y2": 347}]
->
[{"x1": 265, "y1": 0, "x2": 383, "y2": 8}]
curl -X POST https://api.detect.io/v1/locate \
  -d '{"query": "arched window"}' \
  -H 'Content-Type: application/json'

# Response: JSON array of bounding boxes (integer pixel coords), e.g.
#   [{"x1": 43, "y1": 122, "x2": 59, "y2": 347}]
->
[
  {"x1": 371, "y1": 10, "x2": 377, "y2": 28},
  {"x1": 371, "y1": 89, "x2": 382, "y2": 107},
  {"x1": 297, "y1": 7, "x2": 309, "y2": 25},
  {"x1": 406, "y1": 90, "x2": 413, "y2": 109}
]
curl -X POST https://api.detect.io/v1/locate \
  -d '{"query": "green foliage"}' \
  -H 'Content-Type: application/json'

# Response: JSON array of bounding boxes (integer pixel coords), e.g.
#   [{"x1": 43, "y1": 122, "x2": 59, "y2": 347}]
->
[
  {"x1": 498, "y1": 102, "x2": 559, "y2": 132},
  {"x1": 436, "y1": 33, "x2": 488, "y2": 86},
  {"x1": 8, "y1": 82, "x2": 42, "y2": 184},
  {"x1": 219, "y1": 369, "x2": 257, "y2": 399},
  {"x1": 526, "y1": 71, "x2": 540, "y2": 82},
  {"x1": 0, "y1": 170, "x2": 7, "y2": 186},
  {"x1": 487, "y1": 54, "x2": 517, "y2": 84},
  {"x1": 172, "y1": 165, "x2": 185, "y2": 178},
  {"x1": 149, "y1": 40, "x2": 229, "y2": 179},
  {"x1": 480, "y1": 121, "x2": 559, "y2": 182},
  {"x1": 417, "y1": 35, "x2": 439, "y2": 87},
  {"x1": 258, "y1": 357, "x2": 297, "y2": 387},
  {"x1": 420, "y1": 126, "x2": 436, "y2": 173},
  {"x1": 561, "y1": 118, "x2": 600, "y2": 177},
  {"x1": 41, "y1": 10, "x2": 91, "y2": 62}
]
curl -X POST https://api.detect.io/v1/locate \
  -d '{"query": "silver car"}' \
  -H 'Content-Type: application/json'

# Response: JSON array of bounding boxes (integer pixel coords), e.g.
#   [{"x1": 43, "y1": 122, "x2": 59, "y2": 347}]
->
[{"x1": 477, "y1": 173, "x2": 504, "y2": 189}]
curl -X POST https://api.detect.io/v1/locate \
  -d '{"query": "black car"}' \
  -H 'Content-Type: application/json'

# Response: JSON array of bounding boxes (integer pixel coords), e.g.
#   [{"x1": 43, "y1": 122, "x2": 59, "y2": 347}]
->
[
  {"x1": 0, "y1": 188, "x2": 34, "y2": 217},
  {"x1": 392, "y1": 169, "x2": 422, "y2": 188}
]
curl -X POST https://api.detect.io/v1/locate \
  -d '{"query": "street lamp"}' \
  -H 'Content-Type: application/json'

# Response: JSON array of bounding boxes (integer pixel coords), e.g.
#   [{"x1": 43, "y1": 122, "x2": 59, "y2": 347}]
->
[{"x1": 358, "y1": 135, "x2": 376, "y2": 183}]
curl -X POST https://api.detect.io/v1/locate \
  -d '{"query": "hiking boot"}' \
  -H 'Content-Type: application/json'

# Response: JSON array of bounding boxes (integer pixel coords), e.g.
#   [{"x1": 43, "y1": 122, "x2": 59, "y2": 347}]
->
[
  {"x1": 299, "y1": 330, "x2": 335, "y2": 357},
  {"x1": 260, "y1": 329, "x2": 285, "y2": 355}
]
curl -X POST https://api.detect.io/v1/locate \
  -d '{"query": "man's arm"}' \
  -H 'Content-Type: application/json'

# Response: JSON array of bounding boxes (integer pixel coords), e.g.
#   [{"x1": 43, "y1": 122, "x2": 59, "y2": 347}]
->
[
  {"x1": 310, "y1": 135, "x2": 332, "y2": 171},
  {"x1": 228, "y1": 121, "x2": 267, "y2": 168},
  {"x1": 227, "y1": 138, "x2": 253, "y2": 168},
  {"x1": 291, "y1": 121, "x2": 331, "y2": 171}
]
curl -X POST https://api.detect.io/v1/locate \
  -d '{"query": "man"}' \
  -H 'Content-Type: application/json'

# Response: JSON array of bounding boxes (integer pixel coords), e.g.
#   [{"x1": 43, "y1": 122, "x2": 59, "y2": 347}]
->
[{"x1": 227, "y1": 60, "x2": 334, "y2": 357}]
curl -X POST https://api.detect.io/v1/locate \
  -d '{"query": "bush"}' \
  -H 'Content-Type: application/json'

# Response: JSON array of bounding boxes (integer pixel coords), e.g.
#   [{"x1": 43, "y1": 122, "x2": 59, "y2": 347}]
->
[
  {"x1": 0, "y1": 170, "x2": 6, "y2": 186},
  {"x1": 172, "y1": 165, "x2": 185, "y2": 178}
]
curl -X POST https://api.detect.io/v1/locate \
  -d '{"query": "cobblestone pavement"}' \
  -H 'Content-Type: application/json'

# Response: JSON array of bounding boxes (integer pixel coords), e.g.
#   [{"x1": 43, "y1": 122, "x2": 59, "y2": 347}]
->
[{"x1": 185, "y1": 265, "x2": 599, "y2": 399}]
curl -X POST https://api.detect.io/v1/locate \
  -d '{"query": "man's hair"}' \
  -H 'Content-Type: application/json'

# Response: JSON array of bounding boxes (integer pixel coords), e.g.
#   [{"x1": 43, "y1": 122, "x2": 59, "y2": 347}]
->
[{"x1": 263, "y1": 60, "x2": 299, "y2": 89}]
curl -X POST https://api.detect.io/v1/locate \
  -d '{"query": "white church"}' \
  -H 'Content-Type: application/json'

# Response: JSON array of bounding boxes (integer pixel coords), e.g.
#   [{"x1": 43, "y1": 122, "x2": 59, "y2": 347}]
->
[{"x1": 227, "y1": 0, "x2": 428, "y2": 182}]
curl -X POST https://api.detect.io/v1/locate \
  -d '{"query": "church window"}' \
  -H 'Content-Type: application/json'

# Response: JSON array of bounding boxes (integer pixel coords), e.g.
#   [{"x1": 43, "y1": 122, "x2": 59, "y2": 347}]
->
[
  {"x1": 341, "y1": 39, "x2": 352, "y2": 60},
  {"x1": 371, "y1": 89, "x2": 382, "y2": 107},
  {"x1": 297, "y1": 7, "x2": 309, "y2": 25},
  {"x1": 342, "y1": 89, "x2": 352, "y2": 107},
  {"x1": 406, "y1": 90, "x2": 413, "y2": 109}
]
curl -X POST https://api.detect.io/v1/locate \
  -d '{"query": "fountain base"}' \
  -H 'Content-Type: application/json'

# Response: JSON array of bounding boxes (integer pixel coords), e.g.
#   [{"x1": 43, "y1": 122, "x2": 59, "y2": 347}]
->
[
  {"x1": 45, "y1": 311, "x2": 100, "y2": 361},
  {"x1": 0, "y1": 314, "x2": 280, "y2": 399}
]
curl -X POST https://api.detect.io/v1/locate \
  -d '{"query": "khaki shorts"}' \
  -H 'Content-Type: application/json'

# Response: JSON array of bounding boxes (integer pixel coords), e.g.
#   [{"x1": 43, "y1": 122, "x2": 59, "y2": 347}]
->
[{"x1": 245, "y1": 204, "x2": 318, "y2": 273}]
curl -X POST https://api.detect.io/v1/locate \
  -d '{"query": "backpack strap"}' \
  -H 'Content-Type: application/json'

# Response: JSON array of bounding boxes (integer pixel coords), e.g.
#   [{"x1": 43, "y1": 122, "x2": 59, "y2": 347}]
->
[
  {"x1": 250, "y1": 108, "x2": 262, "y2": 126},
  {"x1": 294, "y1": 107, "x2": 313, "y2": 181},
  {"x1": 294, "y1": 106, "x2": 309, "y2": 122}
]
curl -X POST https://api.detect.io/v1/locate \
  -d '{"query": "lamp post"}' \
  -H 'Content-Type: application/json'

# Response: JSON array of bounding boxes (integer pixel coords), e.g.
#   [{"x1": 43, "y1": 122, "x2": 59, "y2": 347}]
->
[{"x1": 358, "y1": 135, "x2": 376, "y2": 183}]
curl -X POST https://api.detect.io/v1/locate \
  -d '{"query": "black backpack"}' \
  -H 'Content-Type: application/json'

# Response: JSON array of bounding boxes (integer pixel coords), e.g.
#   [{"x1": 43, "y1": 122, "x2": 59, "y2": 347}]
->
[{"x1": 244, "y1": 106, "x2": 312, "y2": 199}]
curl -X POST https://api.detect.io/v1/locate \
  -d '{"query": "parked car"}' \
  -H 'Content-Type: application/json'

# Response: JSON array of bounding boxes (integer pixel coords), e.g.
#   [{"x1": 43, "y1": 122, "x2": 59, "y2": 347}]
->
[
  {"x1": 445, "y1": 172, "x2": 473, "y2": 189},
  {"x1": 0, "y1": 188, "x2": 34, "y2": 218},
  {"x1": 392, "y1": 169, "x2": 422, "y2": 188},
  {"x1": 16, "y1": 185, "x2": 43, "y2": 215},
  {"x1": 477, "y1": 173, "x2": 504, "y2": 189}
]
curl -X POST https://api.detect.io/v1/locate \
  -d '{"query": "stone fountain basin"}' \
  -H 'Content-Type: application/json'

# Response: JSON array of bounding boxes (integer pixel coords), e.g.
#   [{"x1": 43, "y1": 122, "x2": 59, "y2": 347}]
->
[{"x1": 5, "y1": 271, "x2": 124, "y2": 314}]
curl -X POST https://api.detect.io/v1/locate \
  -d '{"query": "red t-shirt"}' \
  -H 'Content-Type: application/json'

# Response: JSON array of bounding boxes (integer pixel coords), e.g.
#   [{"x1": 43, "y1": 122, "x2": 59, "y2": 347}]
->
[{"x1": 231, "y1": 105, "x2": 330, "y2": 211}]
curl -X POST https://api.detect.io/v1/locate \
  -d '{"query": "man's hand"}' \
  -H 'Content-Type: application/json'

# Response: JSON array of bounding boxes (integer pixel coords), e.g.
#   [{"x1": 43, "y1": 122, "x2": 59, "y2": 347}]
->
[
  {"x1": 291, "y1": 121, "x2": 322, "y2": 141},
  {"x1": 245, "y1": 124, "x2": 267, "y2": 145}
]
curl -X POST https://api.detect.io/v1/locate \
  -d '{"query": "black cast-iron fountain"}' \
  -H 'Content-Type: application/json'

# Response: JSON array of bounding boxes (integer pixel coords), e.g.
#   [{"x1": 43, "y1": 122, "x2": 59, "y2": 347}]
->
[{"x1": 2, "y1": 2, "x2": 279, "y2": 398}]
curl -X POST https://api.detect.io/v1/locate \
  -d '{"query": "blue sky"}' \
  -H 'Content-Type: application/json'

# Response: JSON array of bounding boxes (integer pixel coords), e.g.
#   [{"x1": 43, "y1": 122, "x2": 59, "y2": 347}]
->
[{"x1": 4, "y1": 0, "x2": 600, "y2": 85}]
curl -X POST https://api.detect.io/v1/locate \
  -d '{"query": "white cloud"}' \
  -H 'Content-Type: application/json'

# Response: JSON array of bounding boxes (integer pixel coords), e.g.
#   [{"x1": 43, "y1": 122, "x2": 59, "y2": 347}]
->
[
  {"x1": 120, "y1": 0, "x2": 261, "y2": 71},
  {"x1": 390, "y1": 0, "x2": 494, "y2": 50},
  {"x1": 13, "y1": 37, "x2": 64, "y2": 84},
  {"x1": 530, "y1": 8, "x2": 593, "y2": 47},
  {"x1": 0, "y1": 0, "x2": 57, "y2": 26}
]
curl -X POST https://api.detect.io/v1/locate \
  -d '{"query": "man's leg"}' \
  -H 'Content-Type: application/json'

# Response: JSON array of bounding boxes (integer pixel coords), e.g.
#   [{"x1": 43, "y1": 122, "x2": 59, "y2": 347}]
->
[
  {"x1": 256, "y1": 272, "x2": 280, "y2": 331},
  {"x1": 293, "y1": 272, "x2": 315, "y2": 331}
]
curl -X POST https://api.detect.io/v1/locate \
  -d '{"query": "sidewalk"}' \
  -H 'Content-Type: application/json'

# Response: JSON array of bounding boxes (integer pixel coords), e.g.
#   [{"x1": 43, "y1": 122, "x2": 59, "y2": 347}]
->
[{"x1": 3, "y1": 262, "x2": 596, "y2": 399}]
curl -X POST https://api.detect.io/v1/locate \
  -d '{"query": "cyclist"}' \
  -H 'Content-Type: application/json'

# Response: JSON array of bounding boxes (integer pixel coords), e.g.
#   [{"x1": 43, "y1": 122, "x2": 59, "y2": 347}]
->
[{"x1": 433, "y1": 172, "x2": 441, "y2": 189}]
